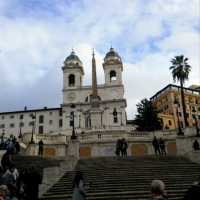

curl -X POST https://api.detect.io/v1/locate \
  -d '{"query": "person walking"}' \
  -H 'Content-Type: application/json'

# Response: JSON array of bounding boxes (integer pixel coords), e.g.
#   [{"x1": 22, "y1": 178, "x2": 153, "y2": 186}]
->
[
  {"x1": 38, "y1": 140, "x2": 44, "y2": 156},
  {"x1": 152, "y1": 136, "x2": 161, "y2": 156},
  {"x1": 193, "y1": 140, "x2": 200, "y2": 151},
  {"x1": 121, "y1": 138, "x2": 128, "y2": 156},
  {"x1": 72, "y1": 171, "x2": 86, "y2": 200},
  {"x1": 159, "y1": 138, "x2": 166, "y2": 156}
]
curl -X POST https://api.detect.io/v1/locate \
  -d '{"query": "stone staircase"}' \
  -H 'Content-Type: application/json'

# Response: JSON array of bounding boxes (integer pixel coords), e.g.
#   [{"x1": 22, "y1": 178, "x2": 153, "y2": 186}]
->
[
  {"x1": 40, "y1": 156, "x2": 200, "y2": 200},
  {"x1": 12, "y1": 155, "x2": 63, "y2": 172}
]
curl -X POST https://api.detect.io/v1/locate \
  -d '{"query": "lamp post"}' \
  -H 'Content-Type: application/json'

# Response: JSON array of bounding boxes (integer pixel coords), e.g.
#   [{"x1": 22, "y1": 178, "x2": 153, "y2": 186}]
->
[
  {"x1": 30, "y1": 113, "x2": 36, "y2": 144},
  {"x1": 174, "y1": 99, "x2": 184, "y2": 135},
  {"x1": 70, "y1": 104, "x2": 77, "y2": 140},
  {"x1": 192, "y1": 107, "x2": 200, "y2": 137}
]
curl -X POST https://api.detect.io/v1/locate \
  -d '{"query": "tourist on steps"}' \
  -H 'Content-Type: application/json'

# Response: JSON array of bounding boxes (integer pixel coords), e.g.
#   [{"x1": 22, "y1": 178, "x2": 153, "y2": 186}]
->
[
  {"x1": 38, "y1": 140, "x2": 44, "y2": 156},
  {"x1": 151, "y1": 180, "x2": 168, "y2": 200},
  {"x1": 152, "y1": 136, "x2": 161, "y2": 155},
  {"x1": 72, "y1": 171, "x2": 86, "y2": 200},
  {"x1": 115, "y1": 139, "x2": 122, "y2": 156},
  {"x1": 184, "y1": 181, "x2": 200, "y2": 200},
  {"x1": 193, "y1": 140, "x2": 200, "y2": 151},
  {"x1": 121, "y1": 138, "x2": 128, "y2": 156},
  {"x1": 159, "y1": 138, "x2": 166, "y2": 156}
]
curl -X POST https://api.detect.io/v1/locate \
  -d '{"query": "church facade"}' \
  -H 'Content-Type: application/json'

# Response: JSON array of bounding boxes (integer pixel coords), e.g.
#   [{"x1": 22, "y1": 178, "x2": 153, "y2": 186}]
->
[{"x1": 0, "y1": 48, "x2": 128, "y2": 139}]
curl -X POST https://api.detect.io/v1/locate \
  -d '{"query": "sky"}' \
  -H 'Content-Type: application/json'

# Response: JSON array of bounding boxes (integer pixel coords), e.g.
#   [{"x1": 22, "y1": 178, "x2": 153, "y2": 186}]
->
[{"x1": 0, "y1": 0, "x2": 199, "y2": 118}]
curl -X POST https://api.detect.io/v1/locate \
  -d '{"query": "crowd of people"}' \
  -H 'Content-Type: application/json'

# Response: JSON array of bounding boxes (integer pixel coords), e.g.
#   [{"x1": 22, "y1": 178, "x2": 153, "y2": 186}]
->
[
  {"x1": 115, "y1": 138, "x2": 128, "y2": 156},
  {"x1": 0, "y1": 149, "x2": 42, "y2": 200},
  {"x1": 0, "y1": 135, "x2": 20, "y2": 154},
  {"x1": 152, "y1": 136, "x2": 166, "y2": 156}
]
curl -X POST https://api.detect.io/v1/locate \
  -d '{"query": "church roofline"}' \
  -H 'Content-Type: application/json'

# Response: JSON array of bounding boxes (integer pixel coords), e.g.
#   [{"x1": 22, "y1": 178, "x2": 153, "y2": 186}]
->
[{"x1": 0, "y1": 107, "x2": 61, "y2": 115}]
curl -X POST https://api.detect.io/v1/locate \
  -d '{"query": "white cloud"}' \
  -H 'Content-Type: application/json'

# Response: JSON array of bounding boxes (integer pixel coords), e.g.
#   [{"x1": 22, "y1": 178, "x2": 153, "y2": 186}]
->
[{"x1": 0, "y1": 0, "x2": 199, "y2": 118}]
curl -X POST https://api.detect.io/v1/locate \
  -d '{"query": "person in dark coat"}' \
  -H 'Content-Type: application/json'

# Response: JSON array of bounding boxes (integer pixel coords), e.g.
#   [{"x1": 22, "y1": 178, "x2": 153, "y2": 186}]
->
[
  {"x1": 159, "y1": 138, "x2": 166, "y2": 156},
  {"x1": 1, "y1": 151, "x2": 12, "y2": 171},
  {"x1": 152, "y1": 136, "x2": 161, "y2": 155},
  {"x1": 38, "y1": 140, "x2": 44, "y2": 156},
  {"x1": 121, "y1": 138, "x2": 128, "y2": 156},
  {"x1": 193, "y1": 140, "x2": 200, "y2": 151},
  {"x1": 23, "y1": 166, "x2": 43, "y2": 200},
  {"x1": 115, "y1": 139, "x2": 122, "y2": 156},
  {"x1": 184, "y1": 181, "x2": 200, "y2": 200},
  {"x1": 72, "y1": 171, "x2": 86, "y2": 200}
]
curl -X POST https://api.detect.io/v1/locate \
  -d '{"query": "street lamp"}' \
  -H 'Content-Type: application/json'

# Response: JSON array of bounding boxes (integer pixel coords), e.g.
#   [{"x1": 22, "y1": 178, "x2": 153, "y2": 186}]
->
[
  {"x1": 174, "y1": 99, "x2": 184, "y2": 135},
  {"x1": 192, "y1": 107, "x2": 200, "y2": 137},
  {"x1": 70, "y1": 104, "x2": 77, "y2": 140},
  {"x1": 30, "y1": 113, "x2": 36, "y2": 144}
]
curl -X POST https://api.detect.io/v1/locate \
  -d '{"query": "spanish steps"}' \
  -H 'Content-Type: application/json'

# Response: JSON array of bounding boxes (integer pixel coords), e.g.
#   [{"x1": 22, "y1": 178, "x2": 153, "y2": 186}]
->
[{"x1": 40, "y1": 155, "x2": 200, "y2": 200}]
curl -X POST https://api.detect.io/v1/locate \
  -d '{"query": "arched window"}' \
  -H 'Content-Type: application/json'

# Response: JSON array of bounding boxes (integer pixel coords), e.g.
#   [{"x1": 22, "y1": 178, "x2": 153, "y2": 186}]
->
[
  {"x1": 69, "y1": 74, "x2": 75, "y2": 87},
  {"x1": 110, "y1": 70, "x2": 117, "y2": 81},
  {"x1": 113, "y1": 108, "x2": 118, "y2": 123}
]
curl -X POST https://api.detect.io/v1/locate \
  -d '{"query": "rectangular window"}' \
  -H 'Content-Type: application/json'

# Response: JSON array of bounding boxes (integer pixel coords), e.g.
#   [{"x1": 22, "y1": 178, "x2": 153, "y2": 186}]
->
[
  {"x1": 0, "y1": 124, "x2": 5, "y2": 129},
  {"x1": 49, "y1": 120, "x2": 53, "y2": 125},
  {"x1": 10, "y1": 115, "x2": 14, "y2": 119},
  {"x1": 19, "y1": 122, "x2": 24, "y2": 127},
  {"x1": 1, "y1": 116, "x2": 4, "y2": 120},
  {"x1": 29, "y1": 121, "x2": 34, "y2": 126},
  {"x1": 20, "y1": 114, "x2": 24, "y2": 119},
  {"x1": 10, "y1": 123, "x2": 15, "y2": 128},
  {"x1": 39, "y1": 126, "x2": 43, "y2": 134},
  {"x1": 59, "y1": 119, "x2": 62, "y2": 127},
  {"x1": 49, "y1": 112, "x2": 52, "y2": 115},
  {"x1": 39, "y1": 115, "x2": 44, "y2": 123},
  {"x1": 59, "y1": 109, "x2": 62, "y2": 116},
  {"x1": 168, "y1": 120, "x2": 172, "y2": 126},
  {"x1": 178, "y1": 112, "x2": 182, "y2": 117}
]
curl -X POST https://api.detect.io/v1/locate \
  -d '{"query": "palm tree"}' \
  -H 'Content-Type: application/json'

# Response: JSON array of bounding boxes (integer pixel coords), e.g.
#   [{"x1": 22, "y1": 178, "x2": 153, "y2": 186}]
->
[{"x1": 170, "y1": 55, "x2": 191, "y2": 127}]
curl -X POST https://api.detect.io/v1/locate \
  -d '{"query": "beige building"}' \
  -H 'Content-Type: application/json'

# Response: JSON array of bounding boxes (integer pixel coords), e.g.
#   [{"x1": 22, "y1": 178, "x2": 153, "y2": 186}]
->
[
  {"x1": 0, "y1": 48, "x2": 128, "y2": 139},
  {"x1": 151, "y1": 84, "x2": 200, "y2": 130}
]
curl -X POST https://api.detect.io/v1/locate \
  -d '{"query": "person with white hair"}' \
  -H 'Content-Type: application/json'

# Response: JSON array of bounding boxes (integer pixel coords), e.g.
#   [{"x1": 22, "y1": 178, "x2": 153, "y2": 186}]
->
[{"x1": 151, "y1": 180, "x2": 168, "y2": 200}]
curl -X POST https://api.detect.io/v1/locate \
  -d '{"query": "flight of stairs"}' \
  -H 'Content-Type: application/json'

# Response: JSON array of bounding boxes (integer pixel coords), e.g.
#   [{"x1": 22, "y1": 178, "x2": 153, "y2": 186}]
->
[
  {"x1": 12, "y1": 155, "x2": 63, "y2": 172},
  {"x1": 40, "y1": 156, "x2": 200, "y2": 200}
]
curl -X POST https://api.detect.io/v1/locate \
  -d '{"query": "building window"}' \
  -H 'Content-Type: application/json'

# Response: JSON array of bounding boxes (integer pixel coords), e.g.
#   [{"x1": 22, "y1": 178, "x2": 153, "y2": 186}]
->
[
  {"x1": 29, "y1": 121, "x2": 34, "y2": 126},
  {"x1": 113, "y1": 108, "x2": 118, "y2": 123},
  {"x1": 69, "y1": 74, "x2": 75, "y2": 87},
  {"x1": 59, "y1": 109, "x2": 62, "y2": 116},
  {"x1": 192, "y1": 114, "x2": 196, "y2": 119},
  {"x1": 110, "y1": 70, "x2": 117, "y2": 81},
  {"x1": 59, "y1": 119, "x2": 62, "y2": 127},
  {"x1": 70, "y1": 112, "x2": 74, "y2": 127},
  {"x1": 178, "y1": 112, "x2": 182, "y2": 117},
  {"x1": 39, "y1": 115, "x2": 44, "y2": 124},
  {"x1": 19, "y1": 122, "x2": 24, "y2": 127},
  {"x1": 20, "y1": 114, "x2": 23, "y2": 120},
  {"x1": 49, "y1": 112, "x2": 52, "y2": 115},
  {"x1": 168, "y1": 120, "x2": 172, "y2": 126},
  {"x1": 49, "y1": 120, "x2": 53, "y2": 125},
  {"x1": 39, "y1": 126, "x2": 43, "y2": 134},
  {"x1": 10, "y1": 123, "x2": 15, "y2": 128},
  {"x1": 1, "y1": 116, "x2": 4, "y2": 120},
  {"x1": 10, "y1": 115, "x2": 14, "y2": 119},
  {"x1": 0, "y1": 124, "x2": 5, "y2": 129}
]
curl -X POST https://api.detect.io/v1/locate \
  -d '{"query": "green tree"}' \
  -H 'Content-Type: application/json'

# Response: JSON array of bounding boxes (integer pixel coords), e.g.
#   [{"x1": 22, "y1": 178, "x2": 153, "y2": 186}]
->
[
  {"x1": 170, "y1": 55, "x2": 191, "y2": 127},
  {"x1": 134, "y1": 98, "x2": 162, "y2": 131}
]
